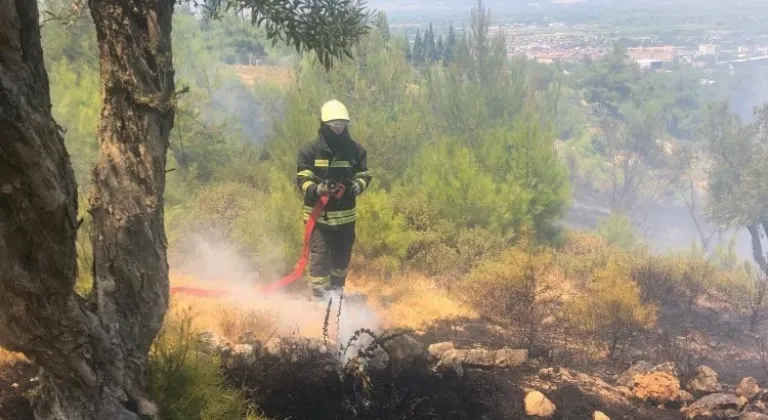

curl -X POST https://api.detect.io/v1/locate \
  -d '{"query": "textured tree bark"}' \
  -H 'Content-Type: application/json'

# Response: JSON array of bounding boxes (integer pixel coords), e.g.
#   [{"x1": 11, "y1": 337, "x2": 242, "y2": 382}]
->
[
  {"x1": 87, "y1": 0, "x2": 176, "y2": 406},
  {"x1": 0, "y1": 0, "x2": 175, "y2": 417},
  {"x1": 747, "y1": 224, "x2": 768, "y2": 277}
]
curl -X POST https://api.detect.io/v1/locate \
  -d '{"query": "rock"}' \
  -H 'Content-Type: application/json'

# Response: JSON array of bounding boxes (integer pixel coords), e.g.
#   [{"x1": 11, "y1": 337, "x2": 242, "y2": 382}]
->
[
  {"x1": 684, "y1": 393, "x2": 746, "y2": 419},
  {"x1": 593, "y1": 411, "x2": 611, "y2": 420},
  {"x1": 490, "y1": 348, "x2": 529, "y2": 368},
  {"x1": 228, "y1": 344, "x2": 256, "y2": 366},
  {"x1": 428, "y1": 342, "x2": 455, "y2": 360},
  {"x1": 264, "y1": 337, "x2": 282, "y2": 357},
  {"x1": 741, "y1": 413, "x2": 768, "y2": 420},
  {"x1": 737, "y1": 378, "x2": 761, "y2": 400},
  {"x1": 633, "y1": 372, "x2": 681, "y2": 405},
  {"x1": 237, "y1": 332, "x2": 261, "y2": 346},
  {"x1": 651, "y1": 362, "x2": 678, "y2": 377},
  {"x1": 528, "y1": 344, "x2": 553, "y2": 360},
  {"x1": 688, "y1": 366, "x2": 722, "y2": 395},
  {"x1": 524, "y1": 390, "x2": 556, "y2": 417},
  {"x1": 677, "y1": 390, "x2": 696, "y2": 406},
  {"x1": 616, "y1": 361, "x2": 654, "y2": 388},
  {"x1": 436, "y1": 347, "x2": 528, "y2": 376},
  {"x1": 382, "y1": 334, "x2": 429, "y2": 372},
  {"x1": 745, "y1": 401, "x2": 767, "y2": 414},
  {"x1": 198, "y1": 331, "x2": 231, "y2": 355},
  {"x1": 531, "y1": 367, "x2": 633, "y2": 408},
  {"x1": 366, "y1": 346, "x2": 390, "y2": 371}
]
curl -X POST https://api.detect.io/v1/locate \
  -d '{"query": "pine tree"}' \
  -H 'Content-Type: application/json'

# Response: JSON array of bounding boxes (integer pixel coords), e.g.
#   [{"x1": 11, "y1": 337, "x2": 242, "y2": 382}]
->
[
  {"x1": 425, "y1": 22, "x2": 436, "y2": 64},
  {"x1": 404, "y1": 32, "x2": 413, "y2": 62},
  {"x1": 413, "y1": 29, "x2": 424, "y2": 65},
  {"x1": 375, "y1": 11, "x2": 391, "y2": 41},
  {"x1": 445, "y1": 23, "x2": 456, "y2": 63},
  {"x1": 436, "y1": 35, "x2": 445, "y2": 65}
]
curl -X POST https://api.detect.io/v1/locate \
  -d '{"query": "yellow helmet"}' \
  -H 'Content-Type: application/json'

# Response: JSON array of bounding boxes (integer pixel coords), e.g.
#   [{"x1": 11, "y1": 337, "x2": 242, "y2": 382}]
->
[{"x1": 320, "y1": 99, "x2": 350, "y2": 123}]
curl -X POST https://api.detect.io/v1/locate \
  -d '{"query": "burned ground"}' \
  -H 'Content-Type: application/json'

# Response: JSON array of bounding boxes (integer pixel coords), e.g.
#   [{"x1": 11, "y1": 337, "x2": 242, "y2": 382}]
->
[
  {"x1": 221, "y1": 320, "x2": 688, "y2": 420},
  {"x1": 0, "y1": 361, "x2": 36, "y2": 420}
]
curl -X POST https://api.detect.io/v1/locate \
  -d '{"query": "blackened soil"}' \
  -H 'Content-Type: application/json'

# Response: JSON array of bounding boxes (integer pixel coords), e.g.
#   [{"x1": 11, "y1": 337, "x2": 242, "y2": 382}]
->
[
  {"x1": 226, "y1": 317, "x2": 688, "y2": 420},
  {"x1": 0, "y1": 361, "x2": 36, "y2": 420}
]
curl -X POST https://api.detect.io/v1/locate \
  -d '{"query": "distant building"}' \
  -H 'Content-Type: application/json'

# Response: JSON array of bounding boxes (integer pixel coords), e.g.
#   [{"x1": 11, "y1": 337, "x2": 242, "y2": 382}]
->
[
  {"x1": 627, "y1": 46, "x2": 677, "y2": 62},
  {"x1": 627, "y1": 46, "x2": 677, "y2": 69},
  {"x1": 698, "y1": 44, "x2": 719, "y2": 56}
]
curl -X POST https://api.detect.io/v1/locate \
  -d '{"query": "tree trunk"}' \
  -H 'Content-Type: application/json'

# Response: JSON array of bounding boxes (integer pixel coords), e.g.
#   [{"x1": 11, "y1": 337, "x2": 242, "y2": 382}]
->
[
  {"x1": 747, "y1": 224, "x2": 768, "y2": 277},
  {"x1": 0, "y1": 0, "x2": 175, "y2": 417},
  {"x1": 87, "y1": 0, "x2": 176, "y2": 404}
]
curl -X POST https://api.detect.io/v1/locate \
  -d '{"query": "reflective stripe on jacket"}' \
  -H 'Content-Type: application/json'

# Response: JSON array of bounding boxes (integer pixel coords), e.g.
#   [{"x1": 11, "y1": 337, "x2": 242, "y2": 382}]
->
[{"x1": 296, "y1": 134, "x2": 372, "y2": 227}]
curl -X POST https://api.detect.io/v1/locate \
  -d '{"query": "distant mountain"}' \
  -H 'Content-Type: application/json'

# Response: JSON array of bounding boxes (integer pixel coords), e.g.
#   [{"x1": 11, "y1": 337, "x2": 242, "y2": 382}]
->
[{"x1": 369, "y1": 0, "x2": 765, "y2": 27}]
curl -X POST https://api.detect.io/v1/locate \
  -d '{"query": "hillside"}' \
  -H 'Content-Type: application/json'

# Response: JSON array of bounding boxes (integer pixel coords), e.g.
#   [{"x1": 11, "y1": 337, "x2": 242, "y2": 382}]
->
[
  {"x1": 231, "y1": 64, "x2": 294, "y2": 89},
  {"x1": 3, "y1": 2, "x2": 768, "y2": 420},
  {"x1": 4, "y1": 236, "x2": 768, "y2": 419}
]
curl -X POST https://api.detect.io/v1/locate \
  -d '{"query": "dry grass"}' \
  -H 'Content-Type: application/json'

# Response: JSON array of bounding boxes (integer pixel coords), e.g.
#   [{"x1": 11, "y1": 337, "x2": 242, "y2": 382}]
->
[
  {"x1": 0, "y1": 269, "x2": 473, "y2": 370},
  {"x1": 169, "y1": 269, "x2": 475, "y2": 342},
  {"x1": 0, "y1": 348, "x2": 26, "y2": 368},
  {"x1": 347, "y1": 273, "x2": 477, "y2": 333},
  {"x1": 230, "y1": 64, "x2": 293, "y2": 89},
  {"x1": 169, "y1": 270, "x2": 341, "y2": 341}
]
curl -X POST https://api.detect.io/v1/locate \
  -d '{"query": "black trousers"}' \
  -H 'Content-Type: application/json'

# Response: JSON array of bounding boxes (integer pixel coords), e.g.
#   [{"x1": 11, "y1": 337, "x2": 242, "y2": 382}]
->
[{"x1": 308, "y1": 223, "x2": 356, "y2": 296}]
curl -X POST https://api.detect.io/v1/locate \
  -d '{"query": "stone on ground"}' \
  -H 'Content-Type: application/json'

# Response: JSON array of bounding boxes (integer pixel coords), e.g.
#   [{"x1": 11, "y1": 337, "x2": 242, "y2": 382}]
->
[
  {"x1": 632, "y1": 372, "x2": 681, "y2": 405},
  {"x1": 382, "y1": 334, "x2": 429, "y2": 373},
  {"x1": 436, "y1": 346, "x2": 527, "y2": 376},
  {"x1": 688, "y1": 366, "x2": 722, "y2": 395},
  {"x1": 741, "y1": 413, "x2": 768, "y2": 420},
  {"x1": 683, "y1": 393, "x2": 746, "y2": 419},
  {"x1": 524, "y1": 390, "x2": 556, "y2": 417},
  {"x1": 593, "y1": 410, "x2": 611, "y2": 420},
  {"x1": 615, "y1": 361, "x2": 654, "y2": 388},
  {"x1": 737, "y1": 377, "x2": 760, "y2": 400}
]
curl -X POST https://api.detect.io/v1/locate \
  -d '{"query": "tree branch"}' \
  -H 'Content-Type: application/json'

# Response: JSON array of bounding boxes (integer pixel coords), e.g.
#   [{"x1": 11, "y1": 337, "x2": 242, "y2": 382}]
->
[
  {"x1": 747, "y1": 224, "x2": 768, "y2": 276},
  {"x1": 208, "y1": 0, "x2": 371, "y2": 70}
]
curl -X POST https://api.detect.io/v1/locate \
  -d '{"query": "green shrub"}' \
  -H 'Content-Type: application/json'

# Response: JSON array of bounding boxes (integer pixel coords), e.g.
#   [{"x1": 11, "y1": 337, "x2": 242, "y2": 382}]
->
[
  {"x1": 558, "y1": 229, "x2": 623, "y2": 287},
  {"x1": 406, "y1": 230, "x2": 460, "y2": 276},
  {"x1": 453, "y1": 226, "x2": 508, "y2": 273},
  {"x1": 631, "y1": 251, "x2": 714, "y2": 313},
  {"x1": 231, "y1": 169, "x2": 303, "y2": 278},
  {"x1": 355, "y1": 188, "x2": 414, "y2": 267},
  {"x1": 595, "y1": 213, "x2": 640, "y2": 251},
  {"x1": 149, "y1": 307, "x2": 267, "y2": 420},
  {"x1": 461, "y1": 242, "x2": 565, "y2": 347},
  {"x1": 565, "y1": 256, "x2": 657, "y2": 357}
]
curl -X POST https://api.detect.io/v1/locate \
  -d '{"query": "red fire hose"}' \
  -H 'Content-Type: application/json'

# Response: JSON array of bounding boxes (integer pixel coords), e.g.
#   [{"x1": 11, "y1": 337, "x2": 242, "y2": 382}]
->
[{"x1": 169, "y1": 183, "x2": 345, "y2": 298}]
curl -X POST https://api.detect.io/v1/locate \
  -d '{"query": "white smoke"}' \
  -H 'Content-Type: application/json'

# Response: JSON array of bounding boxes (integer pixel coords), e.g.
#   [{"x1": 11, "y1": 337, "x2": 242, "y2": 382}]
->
[
  {"x1": 170, "y1": 232, "x2": 382, "y2": 355},
  {"x1": 316, "y1": 288, "x2": 382, "y2": 365}
]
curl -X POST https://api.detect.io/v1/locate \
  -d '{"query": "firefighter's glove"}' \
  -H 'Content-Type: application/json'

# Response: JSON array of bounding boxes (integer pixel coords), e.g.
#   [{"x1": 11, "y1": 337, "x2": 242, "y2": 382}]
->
[
  {"x1": 350, "y1": 180, "x2": 362, "y2": 196},
  {"x1": 316, "y1": 183, "x2": 331, "y2": 197}
]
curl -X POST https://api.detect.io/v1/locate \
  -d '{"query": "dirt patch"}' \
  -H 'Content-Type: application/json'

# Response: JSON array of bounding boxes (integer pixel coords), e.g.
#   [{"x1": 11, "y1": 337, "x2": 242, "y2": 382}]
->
[
  {"x1": 225, "y1": 341, "x2": 502, "y2": 420},
  {"x1": 0, "y1": 361, "x2": 36, "y2": 420},
  {"x1": 224, "y1": 321, "x2": 690, "y2": 420},
  {"x1": 230, "y1": 64, "x2": 293, "y2": 88},
  {"x1": 417, "y1": 316, "x2": 516, "y2": 350}
]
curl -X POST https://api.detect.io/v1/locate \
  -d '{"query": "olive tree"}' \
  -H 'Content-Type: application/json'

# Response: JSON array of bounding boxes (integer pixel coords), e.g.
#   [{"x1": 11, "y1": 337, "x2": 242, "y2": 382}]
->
[{"x1": 0, "y1": 0, "x2": 368, "y2": 418}]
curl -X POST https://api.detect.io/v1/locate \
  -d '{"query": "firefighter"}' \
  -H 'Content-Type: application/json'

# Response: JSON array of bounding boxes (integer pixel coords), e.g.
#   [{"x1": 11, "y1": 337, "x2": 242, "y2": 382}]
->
[{"x1": 296, "y1": 99, "x2": 373, "y2": 299}]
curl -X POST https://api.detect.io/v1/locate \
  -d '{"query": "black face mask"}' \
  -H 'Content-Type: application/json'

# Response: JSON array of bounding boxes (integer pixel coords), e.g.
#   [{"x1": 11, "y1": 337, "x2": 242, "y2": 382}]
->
[{"x1": 320, "y1": 124, "x2": 349, "y2": 153}]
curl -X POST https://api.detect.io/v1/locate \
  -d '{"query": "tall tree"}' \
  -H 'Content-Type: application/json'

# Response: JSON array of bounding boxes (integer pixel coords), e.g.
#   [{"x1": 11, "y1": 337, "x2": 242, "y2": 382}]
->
[
  {"x1": 413, "y1": 29, "x2": 424, "y2": 65},
  {"x1": 436, "y1": 35, "x2": 445, "y2": 64},
  {"x1": 424, "y1": 22, "x2": 436, "y2": 64},
  {"x1": 445, "y1": 23, "x2": 456, "y2": 63},
  {"x1": 702, "y1": 101, "x2": 768, "y2": 276},
  {"x1": 0, "y1": 1, "x2": 368, "y2": 419},
  {"x1": 375, "y1": 10, "x2": 390, "y2": 41}
]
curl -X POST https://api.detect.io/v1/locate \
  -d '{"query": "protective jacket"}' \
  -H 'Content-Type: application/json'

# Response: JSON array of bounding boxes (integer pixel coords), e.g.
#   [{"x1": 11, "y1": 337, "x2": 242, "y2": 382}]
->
[{"x1": 296, "y1": 131, "x2": 372, "y2": 228}]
